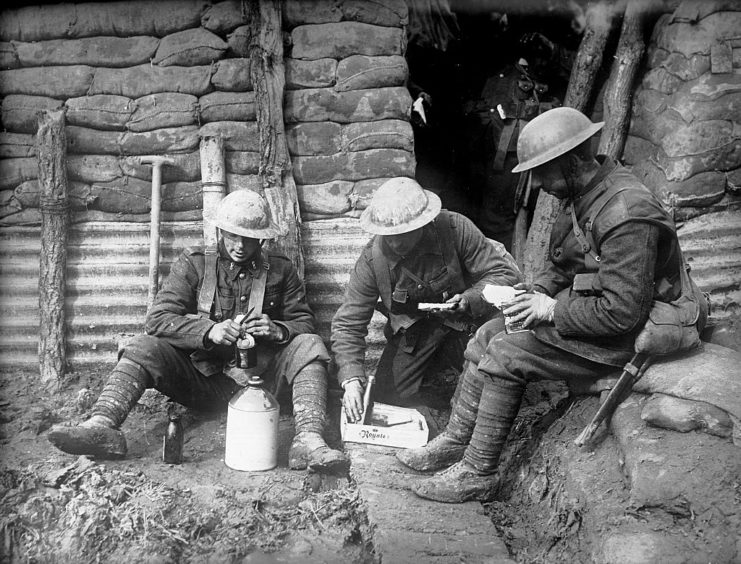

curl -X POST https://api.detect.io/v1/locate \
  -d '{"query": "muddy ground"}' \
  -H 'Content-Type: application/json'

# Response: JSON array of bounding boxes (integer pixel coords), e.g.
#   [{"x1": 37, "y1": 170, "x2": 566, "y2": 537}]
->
[
  {"x1": 2, "y1": 367, "x2": 738, "y2": 563},
  {"x1": 0, "y1": 367, "x2": 374, "y2": 564}
]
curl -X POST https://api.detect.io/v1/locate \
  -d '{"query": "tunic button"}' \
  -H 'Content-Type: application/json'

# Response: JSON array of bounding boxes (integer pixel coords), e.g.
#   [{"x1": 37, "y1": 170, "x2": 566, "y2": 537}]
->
[
  {"x1": 417, "y1": 284, "x2": 423, "y2": 290},
  {"x1": 214, "y1": 312, "x2": 222, "y2": 321},
  {"x1": 239, "y1": 272, "x2": 246, "y2": 279},
  {"x1": 240, "y1": 295, "x2": 247, "y2": 302},
  {"x1": 553, "y1": 247, "x2": 563, "y2": 258}
]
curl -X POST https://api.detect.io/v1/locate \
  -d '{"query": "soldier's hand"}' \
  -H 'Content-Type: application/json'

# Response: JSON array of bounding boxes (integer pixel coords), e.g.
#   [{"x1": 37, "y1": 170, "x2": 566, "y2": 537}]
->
[
  {"x1": 503, "y1": 293, "x2": 556, "y2": 328},
  {"x1": 442, "y1": 293, "x2": 470, "y2": 316},
  {"x1": 342, "y1": 380, "x2": 365, "y2": 423},
  {"x1": 208, "y1": 319, "x2": 242, "y2": 346},
  {"x1": 240, "y1": 314, "x2": 285, "y2": 341}
]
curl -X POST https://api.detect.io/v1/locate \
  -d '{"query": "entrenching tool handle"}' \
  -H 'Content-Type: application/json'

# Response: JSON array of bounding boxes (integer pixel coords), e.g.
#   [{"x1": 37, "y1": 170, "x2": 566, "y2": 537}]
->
[
  {"x1": 361, "y1": 374, "x2": 376, "y2": 425},
  {"x1": 574, "y1": 353, "x2": 650, "y2": 447}
]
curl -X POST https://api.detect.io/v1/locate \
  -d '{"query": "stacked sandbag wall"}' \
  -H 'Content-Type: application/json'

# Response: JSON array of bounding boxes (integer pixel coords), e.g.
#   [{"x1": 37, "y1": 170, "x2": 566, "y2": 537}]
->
[
  {"x1": 623, "y1": 0, "x2": 741, "y2": 338},
  {"x1": 0, "y1": 0, "x2": 415, "y2": 226}
]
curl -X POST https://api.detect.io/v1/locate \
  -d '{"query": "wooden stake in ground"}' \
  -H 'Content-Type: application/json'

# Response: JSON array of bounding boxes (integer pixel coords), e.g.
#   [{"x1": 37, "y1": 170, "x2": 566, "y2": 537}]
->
[
  {"x1": 37, "y1": 109, "x2": 69, "y2": 384},
  {"x1": 598, "y1": 0, "x2": 648, "y2": 160},
  {"x1": 249, "y1": 0, "x2": 305, "y2": 279},
  {"x1": 522, "y1": 1, "x2": 622, "y2": 281}
]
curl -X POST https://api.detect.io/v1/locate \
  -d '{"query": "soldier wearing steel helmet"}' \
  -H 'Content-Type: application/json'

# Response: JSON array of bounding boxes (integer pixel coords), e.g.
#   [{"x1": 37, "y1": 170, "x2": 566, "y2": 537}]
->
[
  {"x1": 398, "y1": 107, "x2": 694, "y2": 503},
  {"x1": 331, "y1": 177, "x2": 522, "y2": 424},
  {"x1": 49, "y1": 189, "x2": 347, "y2": 471}
]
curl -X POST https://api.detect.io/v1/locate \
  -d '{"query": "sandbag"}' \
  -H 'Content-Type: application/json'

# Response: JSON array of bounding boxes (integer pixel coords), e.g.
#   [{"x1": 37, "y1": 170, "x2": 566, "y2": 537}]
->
[
  {"x1": 199, "y1": 121, "x2": 259, "y2": 151},
  {"x1": 65, "y1": 95, "x2": 134, "y2": 131},
  {"x1": 0, "y1": 65, "x2": 94, "y2": 98},
  {"x1": 0, "y1": 190, "x2": 21, "y2": 218},
  {"x1": 0, "y1": 132, "x2": 34, "y2": 158},
  {"x1": 121, "y1": 152, "x2": 200, "y2": 183},
  {"x1": 285, "y1": 58, "x2": 337, "y2": 90},
  {"x1": 351, "y1": 177, "x2": 389, "y2": 209},
  {"x1": 653, "y1": 10, "x2": 741, "y2": 58},
  {"x1": 0, "y1": 208, "x2": 41, "y2": 226},
  {"x1": 227, "y1": 26, "x2": 251, "y2": 58},
  {"x1": 0, "y1": 157, "x2": 36, "y2": 191},
  {"x1": 211, "y1": 59, "x2": 252, "y2": 92},
  {"x1": 67, "y1": 155, "x2": 122, "y2": 184},
  {"x1": 201, "y1": 0, "x2": 250, "y2": 34},
  {"x1": 13, "y1": 36, "x2": 158, "y2": 68},
  {"x1": 634, "y1": 343, "x2": 741, "y2": 428},
  {"x1": 226, "y1": 174, "x2": 262, "y2": 194},
  {"x1": 668, "y1": 90, "x2": 741, "y2": 122},
  {"x1": 284, "y1": 86, "x2": 412, "y2": 124},
  {"x1": 661, "y1": 120, "x2": 740, "y2": 158},
  {"x1": 284, "y1": 0, "x2": 407, "y2": 28},
  {"x1": 70, "y1": 209, "x2": 202, "y2": 224},
  {"x1": 198, "y1": 91, "x2": 255, "y2": 123},
  {"x1": 641, "y1": 393, "x2": 732, "y2": 438},
  {"x1": 0, "y1": 1, "x2": 206, "y2": 42},
  {"x1": 1, "y1": 94, "x2": 64, "y2": 133},
  {"x1": 291, "y1": 148, "x2": 415, "y2": 184},
  {"x1": 89, "y1": 64, "x2": 213, "y2": 99},
  {"x1": 641, "y1": 67, "x2": 684, "y2": 95},
  {"x1": 0, "y1": 41, "x2": 19, "y2": 69},
  {"x1": 153, "y1": 28, "x2": 227, "y2": 66},
  {"x1": 647, "y1": 47, "x2": 710, "y2": 83},
  {"x1": 656, "y1": 140, "x2": 741, "y2": 181},
  {"x1": 296, "y1": 181, "x2": 354, "y2": 214},
  {"x1": 91, "y1": 177, "x2": 151, "y2": 213},
  {"x1": 127, "y1": 93, "x2": 198, "y2": 132},
  {"x1": 290, "y1": 22, "x2": 404, "y2": 60},
  {"x1": 630, "y1": 159, "x2": 727, "y2": 207},
  {"x1": 334, "y1": 55, "x2": 407, "y2": 92},
  {"x1": 225, "y1": 151, "x2": 260, "y2": 175},
  {"x1": 341, "y1": 120, "x2": 413, "y2": 152},
  {"x1": 66, "y1": 125, "x2": 200, "y2": 156},
  {"x1": 286, "y1": 122, "x2": 342, "y2": 155},
  {"x1": 14, "y1": 179, "x2": 99, "y2": 210}
]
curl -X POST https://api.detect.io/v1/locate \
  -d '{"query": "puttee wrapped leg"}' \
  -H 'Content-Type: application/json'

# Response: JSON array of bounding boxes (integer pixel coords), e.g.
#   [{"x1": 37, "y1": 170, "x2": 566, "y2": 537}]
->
[
  {"x1": 48, "y1": 359, "x2": 150, "y2": 459},
  {"x1": 412, "y1": 375, "x2": 524, "y2": 503},
  {"x1": 396, "y1": 360, "x2": 484, "y2": 472},
  {"x1": 288, "y1": 362, "x2": 348, "y2": 471}
]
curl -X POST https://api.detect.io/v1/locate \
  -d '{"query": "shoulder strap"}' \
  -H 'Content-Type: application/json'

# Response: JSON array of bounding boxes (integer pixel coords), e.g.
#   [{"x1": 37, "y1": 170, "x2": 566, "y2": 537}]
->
[
  {"x1": 570, "y1": 186, "x2": 633, "y2": 267},
  {"x1": 435, "y1": 213, "x2": 465, "y2": 293},
  {"x1": 197, "y1": 245, "x2": 218, "y2": 319},
  {"x1": 372, "y1": 237, "x2": 393, "y2": 311},
  {"x1": 247, "y1": 249, "x2": 270, "y2": 317}
]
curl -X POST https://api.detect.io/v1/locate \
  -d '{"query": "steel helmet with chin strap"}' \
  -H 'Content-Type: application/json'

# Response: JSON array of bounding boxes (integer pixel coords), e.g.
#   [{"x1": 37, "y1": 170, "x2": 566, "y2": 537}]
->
[
  {"x1": 512, "y1": 107, "x2": 604, "y2": 173},
  {"x1": 360, "y1": 177, "x2": 441, "y2": 235},
  {"x1": 211, "y1": 189, "x2": 282, "y2": 239}
]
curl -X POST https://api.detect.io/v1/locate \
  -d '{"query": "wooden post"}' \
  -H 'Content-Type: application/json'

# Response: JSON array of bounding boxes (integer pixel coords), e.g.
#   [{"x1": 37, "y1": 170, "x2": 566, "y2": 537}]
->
[
  {"x1": 200, "y1": 135, "x2": 227, "y2": 248},
  {"x1": 598, "y1": 0, "x2": 648, "y2": 160},
  {"x1": 249, "y1": 0, "x2": 305, "y2": 279},
  {"x1": 37, "y1": 109, "x2": 69, "y2": 384},
  {"x1": 522, "y1": 1, "x2": 622, "y2": 281}
]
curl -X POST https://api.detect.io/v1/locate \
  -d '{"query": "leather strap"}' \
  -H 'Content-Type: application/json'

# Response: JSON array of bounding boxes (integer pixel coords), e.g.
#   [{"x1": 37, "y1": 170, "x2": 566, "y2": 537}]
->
[
  {"x1": 197, "y1": 246, "x2": 218, "y2": 319},
  {"x1": 246, "y1": 249, "x2": 270, "y2": 318}
]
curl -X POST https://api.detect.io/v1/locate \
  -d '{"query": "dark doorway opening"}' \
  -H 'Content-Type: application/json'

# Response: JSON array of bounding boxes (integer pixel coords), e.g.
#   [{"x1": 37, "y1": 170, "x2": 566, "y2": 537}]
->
[{"x1": 406, "y1": 3, "x2": 581, "y2": 251}]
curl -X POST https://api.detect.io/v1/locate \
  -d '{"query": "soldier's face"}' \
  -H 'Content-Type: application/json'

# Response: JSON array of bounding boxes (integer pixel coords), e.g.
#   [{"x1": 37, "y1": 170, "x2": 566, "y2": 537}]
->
[
  {"x1": 531, "y1": 159, "x2": 571, "y2": 200},
  {"x1": 221, "y1": 231, "x2": 261, "y2": 263},
  {"x1": 384, "y1": 228, "x2": 423, "y2": 257}
]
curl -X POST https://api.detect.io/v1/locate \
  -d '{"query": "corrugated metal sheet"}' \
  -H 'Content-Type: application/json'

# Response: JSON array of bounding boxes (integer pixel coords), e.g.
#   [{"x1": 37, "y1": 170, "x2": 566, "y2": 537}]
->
[
  {"x1": 2, "y1": 210, "x2": 737, "y2": 372},
  {"x1": 677, "y1": 210, "x2": 741, "y2": 322},
  {"x1": 0, "y1": 218, "x2": 384, "y2": 372}
]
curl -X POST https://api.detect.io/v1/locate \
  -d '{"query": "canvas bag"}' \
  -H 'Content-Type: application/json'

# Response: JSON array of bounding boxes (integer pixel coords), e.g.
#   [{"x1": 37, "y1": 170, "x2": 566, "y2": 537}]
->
[{"x1": 570, "y1": 191, "x2": 708, "y2": 357}]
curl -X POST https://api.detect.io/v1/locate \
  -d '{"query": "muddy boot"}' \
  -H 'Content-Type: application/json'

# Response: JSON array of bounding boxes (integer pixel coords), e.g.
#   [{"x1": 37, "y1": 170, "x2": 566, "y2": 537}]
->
[
  {"x1": 411, "y1": 460, "x2": 499, "y2": 503},
  {"x1": 289, "y1": 431, "x2": 348, "y2": 471},
  {"x1": 48, "y1": 360, "x2": 149, "y2": 459},
  {"x1": 289, "y1": 363, "x2": 348, "y2": 471},
  {"x1": 397, "y1": 361, "x2": 484, "y2": 472}
]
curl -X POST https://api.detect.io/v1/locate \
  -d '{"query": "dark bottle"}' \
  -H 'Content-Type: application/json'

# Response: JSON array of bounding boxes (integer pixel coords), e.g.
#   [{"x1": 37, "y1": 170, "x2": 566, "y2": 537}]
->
[{"x1": 163, "y1": 412, "x2": 184, "y2": 464}]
